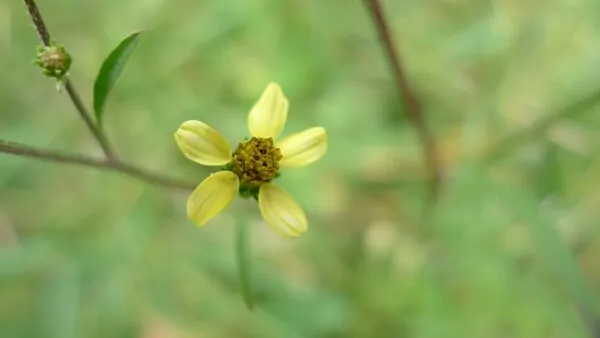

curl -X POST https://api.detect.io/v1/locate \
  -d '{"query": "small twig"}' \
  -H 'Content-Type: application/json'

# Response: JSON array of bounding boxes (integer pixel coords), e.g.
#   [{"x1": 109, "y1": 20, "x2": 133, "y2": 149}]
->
[
  {"x1": 18, "y1": 2, "x2": 190, "y2": 190},
  {"x1": 22, "y1": 0, "x2": 117, "y2": 160},
  {"x1": 486, "y1": 88, "x2": 600, "y2": 162},
  {"x1": 23, "y1": 0, "x2": 50, "y2": 46},
  {"x1": 364, "y1": 0, "x2": 441, "y2": 201},
  {"x1": 63, "y1": 80, "x2": 116, "y2": 159},
  {"x1": 0, "y1": 138, "x2": 196, "y2": 191}
]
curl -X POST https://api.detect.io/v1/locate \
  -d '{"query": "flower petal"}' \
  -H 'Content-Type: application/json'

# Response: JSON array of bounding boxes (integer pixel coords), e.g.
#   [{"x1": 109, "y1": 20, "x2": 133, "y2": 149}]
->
[
  {"x1": 187, "y1": 171, "x2": 239, "y2": 227},
  {"x1": 276, "y1": 127, "x2": 327, "y2": 167},
  {"x1": 175, "y1": 120, "x2": 232, "y2": 166},
  {"x1": 258, "y1": 183, "x2": 307, "y2": 238},
  {"x1": 248, "y1": 83, "x2": 289, "y2": 139}
]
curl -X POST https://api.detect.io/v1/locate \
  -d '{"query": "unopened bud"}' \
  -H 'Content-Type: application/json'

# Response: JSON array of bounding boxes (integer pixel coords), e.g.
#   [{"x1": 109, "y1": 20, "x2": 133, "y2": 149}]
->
[{"x1": 34, "y1": 44, "x2": 72, "y2": 80}]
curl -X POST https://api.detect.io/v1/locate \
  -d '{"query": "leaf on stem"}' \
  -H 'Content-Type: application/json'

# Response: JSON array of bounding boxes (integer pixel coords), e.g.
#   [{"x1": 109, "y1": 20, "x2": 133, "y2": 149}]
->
[{"x1": 93, "y1": 31, "x2": 143, "y2": 127}]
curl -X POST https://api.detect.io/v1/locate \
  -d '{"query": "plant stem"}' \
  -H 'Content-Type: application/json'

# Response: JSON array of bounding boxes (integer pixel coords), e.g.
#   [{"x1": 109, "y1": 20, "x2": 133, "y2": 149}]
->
[
  {"x1": 0, "y1": 138, "x2": 196, "y2": 191},
  {"x1": 364, "y1": 0, "x2": 441, "y2": 200},
  {"x1": 23, "y1": 0, "x2": 50, "y2": 45},
  {"x1": 63, "y1": 80, "x2": 117, "y2": 159},
  {"x1": 22, "y1": 0, "x2": 117, "y2": 160},
  {"x1": 486, "y1": 88, "x2": 600, "y2": 162},
  {"x1": 235, "y1": 219, "x2": 254, "y2": 310}
]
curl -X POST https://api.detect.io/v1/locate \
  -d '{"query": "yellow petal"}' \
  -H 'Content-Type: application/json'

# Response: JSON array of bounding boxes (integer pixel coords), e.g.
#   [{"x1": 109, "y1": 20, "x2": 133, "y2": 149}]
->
[
  {"x1": 258, "y1": 183, "x2": 307, "y2": 238},
  {"x1": 277, "y1": 127, "x2": 327, "y2": 167},
  {"x1": 187, "y1": 171, "x2": 239, "y2": 227},
  {"x1": 248, "y1": 83, "x2": 289, "y2": 139},
  {"x1": 175, "y1": 120, "x2": 232, "y2": 166}
]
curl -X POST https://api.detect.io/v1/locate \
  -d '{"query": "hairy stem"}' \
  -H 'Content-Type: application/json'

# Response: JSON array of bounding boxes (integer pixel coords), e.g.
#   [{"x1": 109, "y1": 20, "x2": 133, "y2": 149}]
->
[
  {"x1": 364, "y1": 0, "x2": 441, "y2": 200},
  {"x1": 23, "y1": 0, "x2": 117, "y2": 160},
  {"x1": 0, "y1": 138, "x2": 196, "y2": 191},
  {"x1": 23, "y1": 0, "x2": 50, "y2": 45}
]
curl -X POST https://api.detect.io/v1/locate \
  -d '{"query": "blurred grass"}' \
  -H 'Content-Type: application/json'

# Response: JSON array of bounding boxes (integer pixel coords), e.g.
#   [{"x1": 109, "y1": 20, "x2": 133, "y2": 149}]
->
[{"x1": 2, "y1": 0, "x2": 600, "y2": 337}]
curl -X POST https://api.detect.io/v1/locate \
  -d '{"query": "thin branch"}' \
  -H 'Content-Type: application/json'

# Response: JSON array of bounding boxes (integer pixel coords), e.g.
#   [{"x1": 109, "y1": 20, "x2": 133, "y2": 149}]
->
[
  {"x1": 486, "y1": 88, "x2": 600, "y2": 162},
  {"x1": 23, "y1": 0, "x2": 117, "y2": 160},
  {"x1": 63, "y1": 80, "x2": 117, "y2": 159},
  {"x1": 23, "y1": 0, "x2": 50, "y2": 46},
  {"x1": 364, "y1": 0, "x2": 441, "y2": 200},
  {"x1": 0, "y1": 138, "x2": 196, "y2": 191}
]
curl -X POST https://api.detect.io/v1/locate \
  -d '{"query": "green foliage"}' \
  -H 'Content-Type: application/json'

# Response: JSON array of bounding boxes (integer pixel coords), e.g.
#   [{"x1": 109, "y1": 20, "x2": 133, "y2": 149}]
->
[
  {"x1": 2, "y1": 0, "x2": 600, "y2": 337},
  {"x1": 93, "y1": 31, "x2": 143, "y2": 127}
]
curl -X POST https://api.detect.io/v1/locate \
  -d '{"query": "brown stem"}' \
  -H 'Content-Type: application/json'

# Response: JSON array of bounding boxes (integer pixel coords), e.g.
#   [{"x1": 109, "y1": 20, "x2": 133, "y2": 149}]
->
[
  {"x1": 22, "y1": 0, "x2": 117, "y2": 160},
  {"x1": 364, "y1": 0, "x2": 441, "y2": 200},
  {"x1": 0, "y1": 138, "x2": 196, "y2": 191},
  {"x1": 23, "y1": 0, "x2": 50, "y2": 46},
  {"x1": 64, "y1": 80, "x2": 117, "y2": 159}
]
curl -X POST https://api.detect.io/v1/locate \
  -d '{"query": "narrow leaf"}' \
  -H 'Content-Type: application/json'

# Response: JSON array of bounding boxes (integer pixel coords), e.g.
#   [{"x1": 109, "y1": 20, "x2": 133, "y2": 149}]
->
[
  {"x1": 93, "y1": 31, "x2": 143, "y2": 126},
  {"x1": 235, "y1": 220, "x2": 254, "y2": 309},
  {"x1": 518, "y1": 189, "x2": 600, "y2": 335}
]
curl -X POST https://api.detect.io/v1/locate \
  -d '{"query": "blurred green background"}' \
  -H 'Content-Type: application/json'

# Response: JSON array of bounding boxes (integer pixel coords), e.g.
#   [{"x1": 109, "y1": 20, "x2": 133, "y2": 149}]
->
[{"x1": 2, "y1": 0, "x2": 600, "y2": 337}]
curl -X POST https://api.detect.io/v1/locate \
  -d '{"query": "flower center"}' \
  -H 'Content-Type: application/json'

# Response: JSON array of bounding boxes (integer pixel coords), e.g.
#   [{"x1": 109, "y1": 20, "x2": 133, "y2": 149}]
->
[{"x1": 231, "y1": 137, "x2": 282, "y2": 188}]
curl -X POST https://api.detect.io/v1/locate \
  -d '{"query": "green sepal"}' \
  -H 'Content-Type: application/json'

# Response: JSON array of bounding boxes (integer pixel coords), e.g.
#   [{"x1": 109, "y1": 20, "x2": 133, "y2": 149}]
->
[{"x1": 239, "y1": 185, "x2": 259, "y2": 200}]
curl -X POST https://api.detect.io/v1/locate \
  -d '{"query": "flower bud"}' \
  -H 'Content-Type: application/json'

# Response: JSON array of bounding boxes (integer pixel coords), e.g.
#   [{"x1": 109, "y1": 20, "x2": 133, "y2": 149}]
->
[{"x1": 34, "y1": 44, "x2": 72, "y2": 79}]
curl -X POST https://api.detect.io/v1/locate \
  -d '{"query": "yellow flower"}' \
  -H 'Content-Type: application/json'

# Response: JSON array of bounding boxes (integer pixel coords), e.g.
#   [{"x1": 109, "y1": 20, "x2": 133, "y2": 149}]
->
[{"x1": 174, "y1": 83, "x2": 327, "y2": 238}]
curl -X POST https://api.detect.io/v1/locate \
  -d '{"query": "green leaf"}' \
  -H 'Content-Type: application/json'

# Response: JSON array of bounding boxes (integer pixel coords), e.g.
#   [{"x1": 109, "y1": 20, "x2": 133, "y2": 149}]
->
[
  {"x1": 235, "y1": 220, "x2": 254, "y2": 310},
  {"x1": 93, "y1": 31, "x2": 143, "y2": 126}
]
